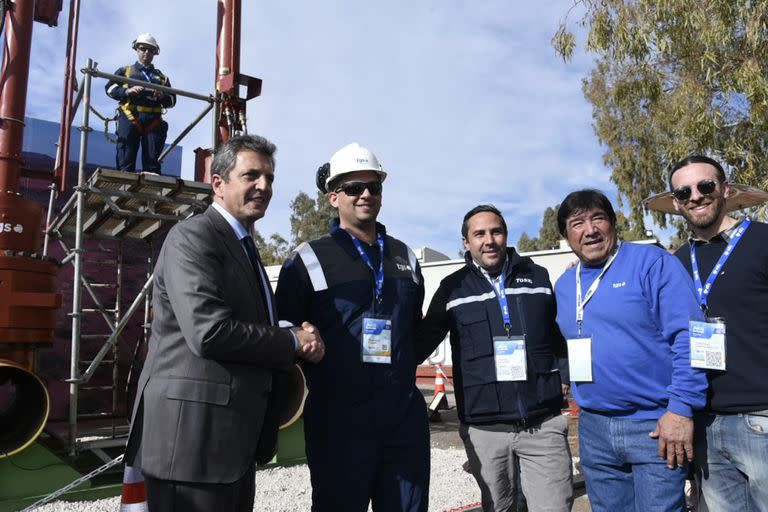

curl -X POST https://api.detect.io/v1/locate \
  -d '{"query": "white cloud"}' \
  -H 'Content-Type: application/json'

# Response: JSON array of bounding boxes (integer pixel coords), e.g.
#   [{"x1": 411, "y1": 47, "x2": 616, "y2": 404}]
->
[{"x1": 25, "y1": 1, "x2": 622, "y2": 255}]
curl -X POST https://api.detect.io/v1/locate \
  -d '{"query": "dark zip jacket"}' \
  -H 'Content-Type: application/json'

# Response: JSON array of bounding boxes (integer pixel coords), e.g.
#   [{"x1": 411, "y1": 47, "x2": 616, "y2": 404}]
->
[
  {"x1": 275, "y1": 220, "x2": 426, "y2": 435},
  {"x1": 417, "y1": 248, "x2": 567, "y2": 425}
]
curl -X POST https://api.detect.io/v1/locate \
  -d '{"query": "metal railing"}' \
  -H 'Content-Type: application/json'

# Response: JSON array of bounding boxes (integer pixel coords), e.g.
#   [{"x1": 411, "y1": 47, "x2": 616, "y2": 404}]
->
[{"x1": 44, "y1": 58, "x2": 215, "y2": 455}]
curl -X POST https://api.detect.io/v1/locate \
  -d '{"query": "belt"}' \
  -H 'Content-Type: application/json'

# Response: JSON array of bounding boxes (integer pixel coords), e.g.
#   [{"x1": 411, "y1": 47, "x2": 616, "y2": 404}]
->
[
  {"x1": 471, "y1": 411, "x2": 557, "y2": 432},
  {"x1": 132, "y1": 105, "x2": 163, "y2": 113},
  {"x1": 704, "y1": 409, "x2": 768, "y2": 417},
  {"x1": 121, "y1": 104, "x2": 163, "y2": 114}
]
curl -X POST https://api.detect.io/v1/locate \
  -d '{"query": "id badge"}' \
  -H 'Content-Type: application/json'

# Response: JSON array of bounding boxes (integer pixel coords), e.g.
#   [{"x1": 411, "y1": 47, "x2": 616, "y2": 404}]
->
[
  {"x1": 690, "y1": 318, "x2": 726, "y2": 370},
  {"x1": 567, "y1": 337, "x2": 593, "y2": 382},
  {"x1": 493, "y1": 336, "x2": 526, "y2": 381},
  {"x1": 361, "y1": 316, "x2": 392, "y2": 364}
]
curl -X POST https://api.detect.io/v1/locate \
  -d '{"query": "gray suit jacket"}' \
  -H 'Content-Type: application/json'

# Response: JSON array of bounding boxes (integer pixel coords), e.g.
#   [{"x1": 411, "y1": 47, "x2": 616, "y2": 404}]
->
[{"x1": 126, "y1": 206, "x2": 296, "y2": 483}]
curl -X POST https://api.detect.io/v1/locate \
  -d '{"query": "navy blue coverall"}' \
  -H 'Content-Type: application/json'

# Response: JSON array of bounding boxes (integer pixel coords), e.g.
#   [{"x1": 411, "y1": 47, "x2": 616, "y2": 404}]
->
[
  {"x1": 105, "y1": 62, "x2": 175, "y2": 173},
  {"x1": 276, "y1": 220, "x2": 430, "y2": 512}
]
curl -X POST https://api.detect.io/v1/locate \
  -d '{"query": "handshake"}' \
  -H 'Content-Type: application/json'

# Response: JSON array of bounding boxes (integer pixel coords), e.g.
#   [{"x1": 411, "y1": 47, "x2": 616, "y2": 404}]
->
[{"x1": 292, "y1": 321, "x2": 325, "y2": 364}]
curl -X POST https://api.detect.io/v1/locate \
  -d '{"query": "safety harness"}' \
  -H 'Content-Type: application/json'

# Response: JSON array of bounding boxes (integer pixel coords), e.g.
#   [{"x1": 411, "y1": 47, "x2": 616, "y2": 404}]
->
[{"x1": 118, "y1": 65, "x2": 166, "y2": 134}]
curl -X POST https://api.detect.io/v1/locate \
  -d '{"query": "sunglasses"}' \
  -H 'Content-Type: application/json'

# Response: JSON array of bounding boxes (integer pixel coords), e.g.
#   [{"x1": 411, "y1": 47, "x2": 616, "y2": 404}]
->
[
  {"x1": 136, "y1": 46, "x2": 155, "y2": 53},
  {"x1": 672, "y1": 179, "x2": 718, "y2": 202},
  {"x1": 334, "y1": 181, "x2": 382, "y2": 196}
]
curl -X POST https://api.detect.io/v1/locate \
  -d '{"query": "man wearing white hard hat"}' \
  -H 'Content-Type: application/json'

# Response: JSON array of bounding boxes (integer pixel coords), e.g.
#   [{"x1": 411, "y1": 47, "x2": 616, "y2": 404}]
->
[
  {"x1": 105, "y1": 33, "x2": 176, "y2": 173},
  {"x1": 276, "y1": 143, "x2": 430, "y2": 511}
]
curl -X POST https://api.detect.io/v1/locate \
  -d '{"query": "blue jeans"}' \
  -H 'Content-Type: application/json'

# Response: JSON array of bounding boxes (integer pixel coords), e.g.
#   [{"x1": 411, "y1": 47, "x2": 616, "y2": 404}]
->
[
  {"x1": 696, "y1": 413, "x2": 768, "y2": 512},
  {"x1": 579, "y1": 409, "x2": 686, "y2": 512}
]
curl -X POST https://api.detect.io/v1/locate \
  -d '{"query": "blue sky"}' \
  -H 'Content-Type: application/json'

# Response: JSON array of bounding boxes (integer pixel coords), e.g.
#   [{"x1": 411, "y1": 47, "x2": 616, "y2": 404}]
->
[{"x1": 27, "y1": 1, "x2": 622, "y2": 257}]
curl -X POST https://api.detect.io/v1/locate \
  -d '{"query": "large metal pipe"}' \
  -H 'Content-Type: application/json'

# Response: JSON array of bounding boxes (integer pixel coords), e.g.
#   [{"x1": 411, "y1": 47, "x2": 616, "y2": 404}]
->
[
  {"x1": 54, "y1": 0, "x2": 81, "y2": 193},
  {"x1": 215, "y1": 0, "x2": 241, "y2": 144},
  {"x1": 0, "y1": 0, "x2": 36, "y2": 194},
  {"x1": 217, "y1": 0, "x2": 241, "y2": 94},
  {"x1": 0, "y1": 356, "x2": 50, "y2": 458},
  {"x1": 0, "y1": 0, "x2": 63, "y2": 460}
]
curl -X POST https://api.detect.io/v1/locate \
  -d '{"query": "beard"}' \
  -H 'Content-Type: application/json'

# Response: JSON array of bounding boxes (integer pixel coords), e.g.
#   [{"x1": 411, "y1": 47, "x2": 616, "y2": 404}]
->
[{"x1": 680, "y1": 194, "x2": 726, "y2": 231}]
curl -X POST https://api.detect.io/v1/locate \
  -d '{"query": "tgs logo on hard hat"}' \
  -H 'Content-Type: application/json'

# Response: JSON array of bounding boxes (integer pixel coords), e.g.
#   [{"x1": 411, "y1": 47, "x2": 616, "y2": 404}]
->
[{"x1": 324, "y1": 143, "x2": 388, "y2": 190}]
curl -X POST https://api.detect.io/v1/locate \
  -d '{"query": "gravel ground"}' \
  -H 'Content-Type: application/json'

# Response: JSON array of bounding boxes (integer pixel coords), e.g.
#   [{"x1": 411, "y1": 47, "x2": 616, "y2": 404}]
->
[
  {"x1": 32, "y1": 447, "x2": 480, "y2": 512},
  {"x1": 28, "y1": 390, "x2": 593, "y2": 511}
]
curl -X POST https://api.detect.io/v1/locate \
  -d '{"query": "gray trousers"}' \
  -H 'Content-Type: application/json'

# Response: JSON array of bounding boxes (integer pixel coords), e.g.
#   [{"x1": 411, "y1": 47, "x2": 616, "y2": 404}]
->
[{"x1": 460, "y1": 414, "x2": 573, "y2": 512}]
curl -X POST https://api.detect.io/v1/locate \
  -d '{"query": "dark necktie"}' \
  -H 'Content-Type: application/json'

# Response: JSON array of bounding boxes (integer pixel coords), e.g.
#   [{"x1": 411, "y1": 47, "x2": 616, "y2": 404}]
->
[{"x1": 242, "y1": 235, "x2": 273, "y2": 324}]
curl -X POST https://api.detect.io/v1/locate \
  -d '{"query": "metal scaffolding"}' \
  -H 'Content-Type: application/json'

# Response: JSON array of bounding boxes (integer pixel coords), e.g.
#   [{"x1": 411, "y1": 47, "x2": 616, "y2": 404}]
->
[{"x1": 44, "y1": 59, "x2": 214, "y2": 456}]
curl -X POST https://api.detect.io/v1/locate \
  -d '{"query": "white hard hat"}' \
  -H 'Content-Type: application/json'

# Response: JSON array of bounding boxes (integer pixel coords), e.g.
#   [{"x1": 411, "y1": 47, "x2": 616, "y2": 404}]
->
[
  {"x1": 132, "y1": 33, "x2": 160, "y2": 54},
  {"x1": 325, "y1": 143, "x2": 387, "y2": 189}
]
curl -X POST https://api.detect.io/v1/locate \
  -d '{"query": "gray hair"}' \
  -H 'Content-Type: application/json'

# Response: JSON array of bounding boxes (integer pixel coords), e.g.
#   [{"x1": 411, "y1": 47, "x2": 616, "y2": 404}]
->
[{"x1": 211, "y1": 135, "x2": 277, "y2": 181}]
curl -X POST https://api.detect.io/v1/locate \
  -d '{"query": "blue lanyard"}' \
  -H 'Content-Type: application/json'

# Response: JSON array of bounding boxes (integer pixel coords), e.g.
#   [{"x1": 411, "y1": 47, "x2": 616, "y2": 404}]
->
[
  {"x1": 690, "y1": 217, "x2": 750, "y2": 311},
  {"x1": 489, "y1": 270, "x2": 512, "y2": 336},
  {"x1": 140, "y1": 68, "x2": 153, "y2": 82},
  {"x1": 349, "y1": 231, "x2": 385, "y2": 304}
]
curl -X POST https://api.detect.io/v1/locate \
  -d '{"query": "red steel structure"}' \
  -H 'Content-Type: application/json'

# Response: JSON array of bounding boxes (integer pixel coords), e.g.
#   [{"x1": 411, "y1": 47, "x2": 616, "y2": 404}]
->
[
  {"x1": 0, "y1": 0, "x2": 265, "y2": 458},
  {"x1": 0, "y1": 0, "x2": 63, "y2": 457},
  {"x1": 195, "y1": 0, "x2": 262, "y2": 182}
]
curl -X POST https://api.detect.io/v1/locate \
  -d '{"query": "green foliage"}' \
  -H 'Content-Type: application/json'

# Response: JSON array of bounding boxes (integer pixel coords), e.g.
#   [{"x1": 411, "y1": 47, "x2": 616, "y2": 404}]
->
[
  {"x1": 555, "y1": 0, "x2": 768, "y2": 230},
  {"x1": 289, "y1": 191, "x2": 335, "y2": 248},
  {"x1": 615, "y1": 210, "x2": 647, "y2": 240},
  {"x1": 254, "y1": 190, "x2": 336, "y2": 266},
  {"x1": 516, "y1": 232, "x2": 538, "y2": 252},
  {"x1": 252, "y1": 230, "x2": 289, "y2": 266},
  {"x1": 539, "y1": 206, "x2": 562, "y2": 249},
  {"x1": 516, "y1": 204, "x2": 563, "y2": 251}
]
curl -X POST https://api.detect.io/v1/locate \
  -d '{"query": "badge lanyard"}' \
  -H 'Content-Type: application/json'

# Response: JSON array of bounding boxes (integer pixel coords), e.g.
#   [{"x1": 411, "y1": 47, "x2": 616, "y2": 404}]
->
[
  {"x1": 489, "y1": 263, "x2": 527, "y2": 338},
  {"x1": 491, "y1": 271, "x2": 513, "y2": 337},
  {"x1": 690, "y1": 217, "x2": 750, "y2": 314},
  {"x1": 575, "y1": 243, "x2": 621, "y2": 336},
  {"x1": 140, "y1": 68, "x2": 154, "y2": 83},
  {"x1": 349, "y1": 232, "x2": 386, "y2": 306}
]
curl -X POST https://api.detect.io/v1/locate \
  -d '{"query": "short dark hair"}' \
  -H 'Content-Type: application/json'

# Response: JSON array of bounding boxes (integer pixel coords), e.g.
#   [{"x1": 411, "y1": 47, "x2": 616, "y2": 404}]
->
[
  {"x1": 461, "y1": 204, "x2": 507, "y2": 239},
  {"x1": 669, "y1": 155, "x2": 726, "y2": 186},
  {"x1": 556, "y1": 189, "x2": 617, "y2": 236},
  {"x1": 211, "y1": 135, "x2": 276, "y2": 182}
]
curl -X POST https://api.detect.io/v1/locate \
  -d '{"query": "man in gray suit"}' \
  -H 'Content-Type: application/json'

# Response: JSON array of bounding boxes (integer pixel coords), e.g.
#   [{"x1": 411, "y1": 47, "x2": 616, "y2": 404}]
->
[{"x1": 126, "y1": 134, "x2": 325, "y2": 511}]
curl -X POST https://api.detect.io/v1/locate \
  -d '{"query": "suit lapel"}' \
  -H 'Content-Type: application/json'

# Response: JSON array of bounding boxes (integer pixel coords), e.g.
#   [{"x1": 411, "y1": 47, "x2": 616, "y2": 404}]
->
[{"x1": 204, "y1": 207, "x2": 268, "y2": 318}]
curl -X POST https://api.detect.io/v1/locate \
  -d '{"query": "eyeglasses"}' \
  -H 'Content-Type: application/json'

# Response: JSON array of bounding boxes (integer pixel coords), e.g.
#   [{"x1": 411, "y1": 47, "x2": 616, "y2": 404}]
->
[
  {"x1": 671, "y1": 179, "x2": 718, "y2": 202},
  {"x1": 136, "y1": 46, "x2": 155, "y2": 53},
  {"x1": 334, "y1": 181, "x2": 382, "y2": 196}
]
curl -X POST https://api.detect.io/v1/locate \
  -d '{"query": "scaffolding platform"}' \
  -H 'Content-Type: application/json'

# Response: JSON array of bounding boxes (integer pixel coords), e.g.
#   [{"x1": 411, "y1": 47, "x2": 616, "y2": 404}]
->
[{"x1": 51, "y1": 169, "x2": 211, "y2": 241}]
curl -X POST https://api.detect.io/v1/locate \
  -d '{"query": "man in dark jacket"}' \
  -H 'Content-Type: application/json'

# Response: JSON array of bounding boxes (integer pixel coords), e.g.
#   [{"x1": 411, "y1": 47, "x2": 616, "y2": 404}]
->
[
  {"x1": 418, "y1": 204, "x2": 572, "y2": 512},
  {"x1": 276, "y1": 143, "x2": 429, "y2": 512},
  {"x1": 105, "y1": 33, "x2": 175, "y2": 173}
]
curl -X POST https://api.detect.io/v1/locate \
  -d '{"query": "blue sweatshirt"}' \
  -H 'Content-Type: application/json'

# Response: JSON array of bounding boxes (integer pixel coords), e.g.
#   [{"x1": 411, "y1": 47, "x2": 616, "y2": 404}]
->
[{"x1": 555, "y1": 242, "x2": 708, "y2": 419}]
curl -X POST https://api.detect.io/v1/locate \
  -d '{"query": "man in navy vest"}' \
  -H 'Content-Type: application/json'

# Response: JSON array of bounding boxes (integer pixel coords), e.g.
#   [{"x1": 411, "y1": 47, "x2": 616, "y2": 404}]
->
[
  {"x1": 105, "y1": 33, "x2": 175, "y2": 173},
  {"x1": 276, "y1": 143, "x2": 429, "y2": 512},
  {"x1": 670, "y1": 155, "x2": 768, "y2": 511},
  {"x1": 418, "y1": 204, "x2": 572, "y2": 512}
]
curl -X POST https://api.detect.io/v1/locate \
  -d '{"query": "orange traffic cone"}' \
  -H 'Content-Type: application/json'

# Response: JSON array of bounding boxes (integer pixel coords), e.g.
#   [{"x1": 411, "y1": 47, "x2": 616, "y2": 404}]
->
[
  {"x1": 428, "y1": 365, "x2": 449, "y2": 421},
  {"x1": 119, "y1": 465, "x2": 148, "y2": 512},
  {"x1": 434, "y1": 367, "x2": 446, "y2": 396}
]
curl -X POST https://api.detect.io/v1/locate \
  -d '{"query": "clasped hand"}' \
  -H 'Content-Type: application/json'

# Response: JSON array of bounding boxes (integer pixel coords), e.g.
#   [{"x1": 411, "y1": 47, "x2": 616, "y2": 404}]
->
[{"x1": 293, "y1": 322, "x2": 325, "y2": 364}]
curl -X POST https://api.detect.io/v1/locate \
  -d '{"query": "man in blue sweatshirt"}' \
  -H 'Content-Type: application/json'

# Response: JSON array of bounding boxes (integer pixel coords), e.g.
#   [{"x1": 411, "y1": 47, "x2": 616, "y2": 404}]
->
[
  {"x1": 670, "y1": 155, "x2": 768, "y2": 511},
  {"x1": 554, "y1": 189, "x2": 708, "y2": 512}
]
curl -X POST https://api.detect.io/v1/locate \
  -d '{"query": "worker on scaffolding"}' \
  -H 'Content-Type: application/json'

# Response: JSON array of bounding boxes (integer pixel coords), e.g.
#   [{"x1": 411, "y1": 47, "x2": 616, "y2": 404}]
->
[{"x1": 105, "y1": 33, "x2": 175, "y2": 174}]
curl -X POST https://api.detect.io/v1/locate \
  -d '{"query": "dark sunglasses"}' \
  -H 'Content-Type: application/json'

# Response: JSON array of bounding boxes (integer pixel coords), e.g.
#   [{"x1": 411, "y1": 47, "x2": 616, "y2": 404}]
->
[
  {"x1": 136, "y1": 46, "x2": 155, "y2": 53},
  {"x1": 672, "y1": 179, "x2": 718, "y2": 202},
  {"x1": 334, "y1": 181, "x2": 382, "y2": 196}
]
